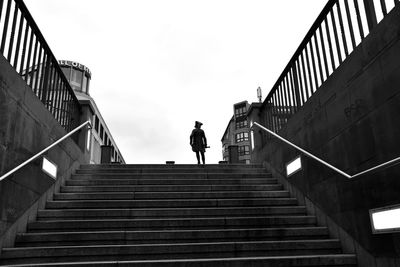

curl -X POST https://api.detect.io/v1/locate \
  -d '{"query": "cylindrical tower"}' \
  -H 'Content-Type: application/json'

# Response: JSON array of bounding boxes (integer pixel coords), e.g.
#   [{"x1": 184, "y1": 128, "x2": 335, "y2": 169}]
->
[{"x1": 58, "y1": 60, "x2": 92, "y2": 95}]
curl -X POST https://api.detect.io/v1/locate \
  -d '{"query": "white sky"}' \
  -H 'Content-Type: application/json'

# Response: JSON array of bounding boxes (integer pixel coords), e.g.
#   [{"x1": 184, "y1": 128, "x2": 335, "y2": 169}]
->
[{"x1": 23, "y1": 0, "x2": 328, "y2": 164}]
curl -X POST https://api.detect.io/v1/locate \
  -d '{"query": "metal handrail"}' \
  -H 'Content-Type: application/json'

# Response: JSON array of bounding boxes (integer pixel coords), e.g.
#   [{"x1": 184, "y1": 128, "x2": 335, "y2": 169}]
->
[
  {"x1": 253, "y1": 122, "x2": 400, "y2": 179},
  {"x1": 0, "y1": 120, "x2": 92, "y2": 182}
]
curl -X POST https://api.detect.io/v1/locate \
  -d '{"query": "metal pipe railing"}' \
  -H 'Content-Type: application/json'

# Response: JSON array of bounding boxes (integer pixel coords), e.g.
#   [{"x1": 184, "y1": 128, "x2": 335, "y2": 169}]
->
[
  {"x1": 0, "y1": 120, "x2": 91, "y2": 182},
  {"x1": 253, "y1": 121, "x2": 400, "y2": 179}
]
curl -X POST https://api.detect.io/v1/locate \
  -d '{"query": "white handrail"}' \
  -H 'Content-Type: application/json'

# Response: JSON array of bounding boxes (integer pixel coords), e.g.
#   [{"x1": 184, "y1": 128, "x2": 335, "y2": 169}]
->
[
  {"x1": 253, "y1": 122, "x2": 400, "y2": 179},
  {"x1": 0, "y1": 120, "x2": 92, "y2": 182}
]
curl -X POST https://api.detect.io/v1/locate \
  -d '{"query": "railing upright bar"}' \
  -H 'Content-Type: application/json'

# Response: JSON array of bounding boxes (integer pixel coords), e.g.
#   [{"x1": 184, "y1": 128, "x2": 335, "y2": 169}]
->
[
  {"x1": 324, "y1": 18, "x2": 336, "y2": 71},
  {"x1": 344, "y1": 0, "x2": 357, "y2": 49},
  {"x1": 19, "y1": 19, "x2": 28, "y2": 74},
  {"x1": 300, "y1": 51, "x2": 310, "y2": 100},
  {"x1": 7, "y1": 1, "x2": 18, "y2": 62},
  {"x1": 0, "y1": 0, "x2": 4, "y2": 22},
  {"x1": 290, "y1": 63, "x2": 300, "y2": 108},
  {"x1": 309, "y1": 38, "x2": 319, "y2": 89},
  {"x1": 279, "y1": 84, "x2": 287, "y2": 119},
  {"x1": 13, "y1": 10, "x2": 24, "y2": 68},
  {"x1": 0, "y1": 120, "x2": 91, "y2": 182},
  {"x1": 380, "y1": 0, "x2": 387, "y2": 16},
  {"x1": 30, "y1": 38, "x2": 38, "y2": 93},
  {"x1": 363, "y1": 0, "x2": 378, "y2": 31},
  {"x1": 295, "y1": 60, "x2": 306, "y2": 106},
  {"x1": 330, "y1": 8, "x2": 343, "y2": 64},
  {"x1": 336, "y1": 2, "x2": 349, "y2": 57},
  {"x1": 354, "y1": 0, "x2": 365, "y2": 39},
  {"x1": 34, "y1": 46, "x2": 43, "y2": 96},
  {"x1": 304, "y1": 46, "x2": 314, "y2": 95},
  {"x1": 318, "y1": 26, "x2": 330, "y2": 79},
  {"x1": 25, "y1": 29, "x2": 34, "y2": 86},
  {"x1": 314, "y1": 30, "x2": 325, "y2": 82},
  {"x1": 0, "y1": 0, "x2": 11, "y2": 54},
  {"x1": 282, "y1": 77, "x2": 291, "y2": 115}
]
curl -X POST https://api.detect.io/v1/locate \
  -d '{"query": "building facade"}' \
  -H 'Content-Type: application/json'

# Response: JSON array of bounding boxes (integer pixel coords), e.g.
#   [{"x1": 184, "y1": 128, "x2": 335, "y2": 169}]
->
[
  {"x1": 58, "y1": 60, "x2": 125, "y2": 164},
  {"x1": 221, "y1": 101, "x2": 252, "y2": 164}
]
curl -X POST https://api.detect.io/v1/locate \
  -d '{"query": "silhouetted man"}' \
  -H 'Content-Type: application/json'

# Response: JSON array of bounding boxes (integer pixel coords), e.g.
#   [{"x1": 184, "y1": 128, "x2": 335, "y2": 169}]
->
[{"x1": 190, "y1": 121, "x2": 207, "y2": 164}]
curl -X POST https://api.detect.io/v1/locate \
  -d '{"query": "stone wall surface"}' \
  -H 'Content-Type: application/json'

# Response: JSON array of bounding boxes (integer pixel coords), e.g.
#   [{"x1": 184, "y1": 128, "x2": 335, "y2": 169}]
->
[
  {"x1": 0, "y1": 55, "x2": 87, "y2": 247},
  {"x1": 251, "y1": 6, "x2": 400, "y2": 265}
]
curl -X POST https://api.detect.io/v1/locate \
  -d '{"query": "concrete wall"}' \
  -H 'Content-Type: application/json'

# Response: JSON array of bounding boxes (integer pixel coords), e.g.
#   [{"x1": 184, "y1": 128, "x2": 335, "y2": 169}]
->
[
  {"x1": 0, "y1": 55, "x2": 89, "y2": 249},
  {"x1": 251, "y1": 6, "x2": 400, "y2": 266}
]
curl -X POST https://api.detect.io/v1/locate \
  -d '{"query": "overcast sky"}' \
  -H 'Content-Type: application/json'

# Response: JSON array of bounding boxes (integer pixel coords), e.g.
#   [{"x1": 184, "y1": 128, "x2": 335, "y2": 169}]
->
[{"x1": 23, "y1": 0, "x2": 328, "y2": 164}]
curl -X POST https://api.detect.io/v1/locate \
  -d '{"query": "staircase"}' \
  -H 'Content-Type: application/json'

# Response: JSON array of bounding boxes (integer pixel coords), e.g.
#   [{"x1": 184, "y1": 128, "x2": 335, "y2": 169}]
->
[{"x1": 0, "y1": 164, "x2": 357, "y2": 266}]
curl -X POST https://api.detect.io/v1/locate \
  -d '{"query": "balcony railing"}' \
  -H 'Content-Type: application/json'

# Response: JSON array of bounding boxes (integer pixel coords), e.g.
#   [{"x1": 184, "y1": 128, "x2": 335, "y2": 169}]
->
[
  {"x1": 262, "y1": 0, "x2": 399, "y2": 134},
  {"x1": 0, "y1": 0, "x2": 80, "y2": 131}
]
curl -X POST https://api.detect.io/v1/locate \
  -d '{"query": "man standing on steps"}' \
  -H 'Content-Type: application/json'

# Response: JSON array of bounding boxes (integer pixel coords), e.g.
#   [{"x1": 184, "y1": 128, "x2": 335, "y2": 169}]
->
[{"x1": 190, "y1": 121, "x2": 207, "y2": 164}]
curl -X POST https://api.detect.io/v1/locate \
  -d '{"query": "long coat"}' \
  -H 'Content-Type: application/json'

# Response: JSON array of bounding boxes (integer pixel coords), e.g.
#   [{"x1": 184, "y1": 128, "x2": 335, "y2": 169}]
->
[{"x1": 190, "y1": 128, "x2": 207, "y2": 152}]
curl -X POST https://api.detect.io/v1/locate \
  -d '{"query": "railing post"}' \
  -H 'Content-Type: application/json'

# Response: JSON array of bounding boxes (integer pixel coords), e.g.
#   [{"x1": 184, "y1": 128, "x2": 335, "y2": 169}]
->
[
  {"x1": 363, "y1": 0, "x2": 378, "y2": 31},
  {"x1": 40, "y1": 58, "x2": 51, "y2": 106}
]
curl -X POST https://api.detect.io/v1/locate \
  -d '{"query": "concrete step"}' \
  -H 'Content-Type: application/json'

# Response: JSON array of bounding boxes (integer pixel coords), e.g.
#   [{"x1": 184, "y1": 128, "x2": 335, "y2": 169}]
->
[
  {"x1": 76, "y1": 167, "x2": 268, "y2": 174},
  {"x1": 37, "y1": 206, "x2": 307, "y2": 220},
  {"x1": 0, "y1": 254, "x2": 358, "y2": 266},
  {"x1": 65, "y1": 178, "x2": 278, "y2": 186},
  {"x1": 53, "y1": 191, "x2": 291, "y2": 200},
  {"x1": 0, "y1": 239, "x2": 343, "y2": 264},
  {"x1": 27, "y1": 216, "x2": 317, "y2": 232},
  {"x1": 79, "y1": 164, "x2": 264, "y2": 170},
  {"x1": 15, "y1": 227, "x2": 330, "y2": 247},
  {"x1": 60, "y1": 184, "x2": 284, "y2": 193},
  {"x1": 45, "y1": 198, "x2": 298, "y2": 209},
  {"x1": 70, "y1": 173, "x2": 272, "y2": 180}
]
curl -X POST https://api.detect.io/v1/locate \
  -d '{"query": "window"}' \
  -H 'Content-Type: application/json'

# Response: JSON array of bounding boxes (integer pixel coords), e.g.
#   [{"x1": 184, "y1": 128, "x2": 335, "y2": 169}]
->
[
  {"x1": 236, "y1": 132, "x2": 249, "y2": 143},
  {"x1": 70, "y1": 69, "x2": 83, "y2": 91},
  {"x1": 94, "y1": 116, "x2": 99, "y2": 132},
  {"x1": 235, "y1": 106, "x2": 247, "y2": 117},
  {"x1": 235, "y1": 120, "x2": 248, "y2": 129},
  {"x1": 238, "y1": 146, "x2": 250, "y2": 156},
  {"x1": 100, "y1": 125, "x2": 104, "y2": 140}
]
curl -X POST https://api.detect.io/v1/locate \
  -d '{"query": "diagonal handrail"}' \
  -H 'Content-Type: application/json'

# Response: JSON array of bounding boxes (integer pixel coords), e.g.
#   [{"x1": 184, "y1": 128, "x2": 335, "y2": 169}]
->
[
  {"x1": 252, "y1": 122, "x2": 400, "y2": 179},
  {"x1": 0, "y1": 120, "x2": 92, "y2": 182}
]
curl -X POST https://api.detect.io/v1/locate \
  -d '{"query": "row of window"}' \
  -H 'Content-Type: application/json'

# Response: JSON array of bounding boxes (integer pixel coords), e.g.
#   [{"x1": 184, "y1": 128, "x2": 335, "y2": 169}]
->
[
  {"x1": 238, "y1": 145, "x2": 250, "y2": 156},
  {"x1": 235, "y1": 106, "x2": 247, "y2": 117},
  {"x1": 93, "y1": 115, "x2": 121, "y2": 162},
  {"x1": 236, "y1": 132, "x2": 249, "y2": 143},
  {"x1": 235, "y1": 120, "x2": 248, "y2": 129}
]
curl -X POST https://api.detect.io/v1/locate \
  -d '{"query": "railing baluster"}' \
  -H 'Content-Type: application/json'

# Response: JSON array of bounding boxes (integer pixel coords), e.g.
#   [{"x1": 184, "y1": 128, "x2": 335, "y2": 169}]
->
[
  {"x1": 300, "y1": 51, "x2": 310, "y2": 100},
  {"x1": 380, "y1": 0, "x2": 387, "y2": 15},
  {"x1": 0, "y1": 0, "x2": 4, "y2": 22},
  {"x1": 0, "y1": 0, "x2": 12, "y2": 54},
  {"x1": 13, "y1": 9, "x2": 24, "y2": 69},
  {"x1": 289, "y1": 67, "x2": 301, "y2": 109},
  {"x1": 318, "y1": 26, "x2": 330, "y2": 79},
  {"x1": 314, "y1": 30, "x2": 325, "y2": 83},
  {"x1": 295, "y1": 60, "x2": 306, "y2": 105},
  {"x1": 336, "y1": 1, "x2": 349, "y2": 57},
  {"x1": 344, "y1": 0, "x2": 357, "y2": 49},
  {"x1": 292, "y1": 62, "x2": 304, "y2": 107},
  {"x1": 281, "y1": 81, "x2": 289, "y2": 118},
  {"x1": 30, "y1": 38, "x2": 38, "y2": 93},
  {"x1": 309, "y1": 39, "x2": 319, "y2": 89},
  {"x1": 19, "y1": 20, "x2": 28, "y2": 74},
  {"x1": 354, "y1": 0, "x2": 365, "y2": 39},
  {"x1": 324, "y1": 18, "x2": 336, "y2": 71},
  {"x1": 25, "y1": 29, "x2": 34, "y2": 86},
  {"x1": 330, "y1": 8, "x2": 343, "y2": 64},
  {"x1": 34, "y1": 46, "x2": 43, "y2": 95},
  {"x1": 304, "y1": 46, "x2": 315, "y2": 94},
  {"x1": 363, "y1": 0, "x2": 378, "y2": 31},
  {"x1": 7, "y1": 1, "x2": 18, "y2": 62},
  {"x1": 282, "y1": 76, "x2": 291, "y2": 115}
]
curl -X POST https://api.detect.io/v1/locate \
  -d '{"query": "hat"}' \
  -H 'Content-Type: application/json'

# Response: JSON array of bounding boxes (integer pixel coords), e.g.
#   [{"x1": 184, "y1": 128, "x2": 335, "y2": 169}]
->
[{"x1": 195, "y1": 121, "x2": 203, "y2": 127}]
